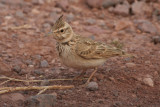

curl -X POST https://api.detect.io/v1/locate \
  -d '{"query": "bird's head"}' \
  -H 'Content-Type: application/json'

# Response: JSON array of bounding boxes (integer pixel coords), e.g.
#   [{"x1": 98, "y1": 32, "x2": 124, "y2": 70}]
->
[{"x1": 47, "y1": 15, "x2": 74, "y2": 43}]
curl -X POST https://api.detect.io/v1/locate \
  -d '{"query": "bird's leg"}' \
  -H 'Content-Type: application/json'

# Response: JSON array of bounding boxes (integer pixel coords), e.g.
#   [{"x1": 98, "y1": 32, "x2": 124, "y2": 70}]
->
[
  {"x1": 73, "y1": 69, "x2": 86, "y2": 80},
  {"x1": 85, "y1": 67, "x2": 98, "y2": 84}
]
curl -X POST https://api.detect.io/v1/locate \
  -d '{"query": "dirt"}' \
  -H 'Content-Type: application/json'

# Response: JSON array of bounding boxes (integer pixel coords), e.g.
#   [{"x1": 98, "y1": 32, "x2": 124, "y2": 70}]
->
[{"x1": 0, "y1": 0, "x2": 160, "y2": 107}]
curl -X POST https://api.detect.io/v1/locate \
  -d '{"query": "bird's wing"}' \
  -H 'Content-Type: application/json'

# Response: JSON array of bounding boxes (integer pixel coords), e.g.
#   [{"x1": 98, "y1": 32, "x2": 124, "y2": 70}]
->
[{"x1": 75, "y1": 36, "x2": 123, "y2": 59}]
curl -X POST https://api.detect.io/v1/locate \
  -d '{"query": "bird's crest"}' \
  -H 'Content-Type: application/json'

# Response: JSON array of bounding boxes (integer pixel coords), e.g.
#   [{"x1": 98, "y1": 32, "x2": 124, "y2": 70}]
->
[{"x1": 53, "y1": 15, "x2": 65, "y2": 30}]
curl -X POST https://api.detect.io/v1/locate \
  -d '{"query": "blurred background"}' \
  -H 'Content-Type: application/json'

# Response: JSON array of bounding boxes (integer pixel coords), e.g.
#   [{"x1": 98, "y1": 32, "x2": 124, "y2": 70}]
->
[{"x1": 0, "y1": 0, "x2": 160, "y2": 106}]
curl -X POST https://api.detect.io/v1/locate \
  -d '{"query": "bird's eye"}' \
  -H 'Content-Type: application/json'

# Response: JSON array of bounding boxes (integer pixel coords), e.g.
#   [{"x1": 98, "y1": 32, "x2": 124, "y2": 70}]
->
[{"x1": 60, "y1": 29, "x2": 64, "y2": 32}]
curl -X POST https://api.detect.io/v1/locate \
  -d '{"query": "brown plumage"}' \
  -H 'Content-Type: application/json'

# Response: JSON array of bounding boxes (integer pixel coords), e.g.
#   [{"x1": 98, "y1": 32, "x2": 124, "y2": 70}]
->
[{"x1": 47, "y1": 15, "x2": 125, "y2": 85}]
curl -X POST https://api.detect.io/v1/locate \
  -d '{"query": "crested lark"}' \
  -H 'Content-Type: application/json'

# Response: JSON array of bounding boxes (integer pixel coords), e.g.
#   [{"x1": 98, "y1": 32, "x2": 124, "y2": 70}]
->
[{"x1": 47, "y1": 15, "x2": 124, "y2": 84}]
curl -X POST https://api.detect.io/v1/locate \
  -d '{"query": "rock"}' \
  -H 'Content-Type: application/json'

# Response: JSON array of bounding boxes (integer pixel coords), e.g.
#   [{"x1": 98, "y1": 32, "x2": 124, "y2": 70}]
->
[
  {"x1": 96, "y1": 74, "x2": 104, "y2": 81},
  {"x1": 56, "y1": 0, "x2": 69, "y2": 11},
  {"x1": 33, "y1": 69, "x2": 44, "y2": 75},
  {"x1": 151, "y1": 36, "x2": 160, "y2": 44},
  {"x1": 114, "y1": 19, "x2": 132, "y2": 31},
  {"x1": 66, "y1": 13, "x2": 75, "y2": 22},
  {"x1": 137, "y1": 20, "x2": 157, "y2": 34},
  {"x1": 143, "y1": 77, "x2": 154, "y2": 87},
  {"x1": 102, "y1": 0, "x2": 123, "y2": 8},
  {"x1": 1, "y1": 93, "x2": 25, "y2": 102},
  {"x1": 41, "y1": 80, "x2": 49, "y2": 86},
  {"x1": 131, "y1": 1, "x2": 152, "y2": 15},
  {"x1": 1, "y1": 0, "x2": 23, "y2": 5},
  {"x1": 25, "y1": 59, "x2": 33, "y2": 65},
  {"x1": 32, "y1": 55, "x2": 41, "y2": 60},
  {"x1": 15, "y1": 11, "x2": 25, "y2": 19},
  {"x1": 32, "y1": 0, "x2": 44, "y2": 5},
  {"x1": 43, "y1": 23, "x2": 51, "y2": 28},
  {"x1": 126, "y1": 63, "x2": 136, "y2": 68},
  {"x1": 11, "y1": 93, "x2": 25, "y2": 102},
  {"x1": 86, "y1": 82, "x2": 98, "y2": 91},
  {"x1": 111, "y1": 2, "x2": 130, "y2": 16},
  {"x1": 19, "y1": 69, "x2": 27, "y2": 75},
  {"x1": 86, "y1": 0, "x2": 102, "y2": 8},
  {"x1": 85, "y1": 18, "x2": 96, "y2": 25},
  {"x1": 25, "y1": 94, "x2": 56, "y2": 107},
  {"x1": 40, "y1": 60, "x2": 49, "y2": 68},
  {"x1": 12, "y1": 65, "x2": 21, "y2": 73}
]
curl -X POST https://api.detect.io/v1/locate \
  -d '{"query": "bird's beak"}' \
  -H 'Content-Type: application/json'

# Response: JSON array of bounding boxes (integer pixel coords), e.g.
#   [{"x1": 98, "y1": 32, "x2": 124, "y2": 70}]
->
[{"x1": 45, "y1": 31, "x2": 53, "y2": 36}]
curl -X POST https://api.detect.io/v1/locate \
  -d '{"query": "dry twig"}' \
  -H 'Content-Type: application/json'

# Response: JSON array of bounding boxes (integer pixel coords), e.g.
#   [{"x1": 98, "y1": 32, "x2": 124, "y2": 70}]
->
[{"x1": 0, "y1": 85, "x2": 74, "y2": 94}]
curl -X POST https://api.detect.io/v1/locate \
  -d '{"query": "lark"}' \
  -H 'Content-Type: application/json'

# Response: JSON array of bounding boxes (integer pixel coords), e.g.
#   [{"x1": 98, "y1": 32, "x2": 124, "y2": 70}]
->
[{"x1": 47, "y1": 15, "x2": 125, "y2": 84}]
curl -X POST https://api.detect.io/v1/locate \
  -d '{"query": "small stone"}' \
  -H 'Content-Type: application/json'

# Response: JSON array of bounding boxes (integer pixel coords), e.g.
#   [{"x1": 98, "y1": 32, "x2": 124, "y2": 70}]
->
[
  {"x1": 131, "y1": 1, "x2": 152, "y2": 15},
  {"x1": 143, "y1": 77, "x2": 154, "y2": 87},
  {"x1": 86, "y1": 18, "x2": 96, "y2": 25},
  {"x1": 40, "y1": 60, "x2": 49, "y2": 68},
  {"x1": 32, "y1": 55, "x2": 41, "y2": 60},
  {"x1": 114, "y1": 19, "x2": 131, "y2": 31},
  {"x1": 111, "y1": 2, "x2": 130, "y2": 16},
  {"x1": 19, "y1": 69, "x2": 27, "y2": 75},
  {"x1": 96, "y1": 74, "x2": 104, "y2": 81},
  {"x1": 43, "y1": 23, "x2": 51, "y2": 28},
  {"x1": 33, "y1": 69, "x2": 44, "y2": 75},
  {"x1": 86, "y1": 0, "x2": 102, "y2": 8},
  {"x1": 137, "y1": 21, "x2": 157, "y2": 34},
  {"x1": 86, "y1": 82, "x2": 98, "y2": 91},
  {"x1": 25, "y1": 59, "x2": 33, "y2": 65},
  {"x1": 32, "y1": 0, "x2": 44, "y2": 5},
  {"x1": 56, "y1": 0, "x2": 69, "y2": 11},
  {"x1": 29, "y1": 64, "x2": 34, "y2": 68},
  {"x1": 41, "y1": 80, "x2": 49, "y2": 86},
  {"x1": 108, "y1": 77, "x2": 116, "y2": 82},
  {"x1": 151, "y1": 36, "x2": 160, "y2": 44},
  {"x1": 126, "y1": 63, "x2": 136, "y2": 68},
  {"x1": 66, "y1": 13, "x2": 74, "y2": 22},
  {"x1": 15, "y1": 11, "x2": 25, "y2": 19},
  {"x1": 102, "y1": 0, "x2": 123, "y2": 8},
  {"x1": 12, "y1": 65, "x2": 21, "y2": 73},
  {"x1": 1, "y1": 0, "x2": 23, "y2": 5},
  {"x1": 12, "y1": 34, "x2": 18, "y2": 38},
  {"x1": 10, "y1": 93, "x2": 25, "y2": 102},
  {"x1": 25, "y1": 94, "x2": 56, "y2": 107}
]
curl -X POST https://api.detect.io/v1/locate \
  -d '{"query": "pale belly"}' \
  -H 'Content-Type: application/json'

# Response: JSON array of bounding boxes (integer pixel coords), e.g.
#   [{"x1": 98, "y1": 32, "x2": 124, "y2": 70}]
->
[{"x1": 59, "y1": 47, "x2": 106, "y2": 69}]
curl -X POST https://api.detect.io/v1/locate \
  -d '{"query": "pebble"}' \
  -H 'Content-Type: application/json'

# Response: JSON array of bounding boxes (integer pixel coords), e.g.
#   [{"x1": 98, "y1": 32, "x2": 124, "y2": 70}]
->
[
  {"x1": 33, "y1": 69, "x2": 44, "y2": 75},
  {"x1": 125, "y1": 63, "x2": 136, "y2": 68},
  {"x1": 137, "y1": 20, "x2": 157, "y2": 34},
  {"x1": 32, "y1": 0, "x2": 44, "y2": 5},
  {"x1": 1, "y1": 0, "x2": 23, "y2": 5},
  {"x1": 86, "y1": 18, "x2": 96, "y2": 25},
  {"x1": 112, "y1": 2, "x2": 130, "y2": 16},
  {"x1": 41, "y1": 80, "x2": 50, "y2": 86},
  {"x1": 25, "y1": 94, "x2": 56, "y2": 107},
  {"x1": 56, "y1": 0, "x2": 69, "y2": 11},
  {"x1": 86, "y1": 82, "x2": 98, "y2": 91},
  {"x1": 151, "y1": 36, "x2": 160, "y2": 44},
  {"x1": 10, "y1": 93, "x2": 25, "y2": 102},
  {"x1": 25, "y1": 59, "x2": 33, "y2": 65},
  {"x1": 32, "y1": 54, "x2": 41, "y2": 60},
  {"x1": 131, "y1": 1, "x2": 152, "y2": 15},
  {"x1": 66, "y1": 13, "x2": 75, "y2": 22},
  {"x1": 15, "y1": 10, "x2": 25, "y2": 19},
  {"x1": 114, "y1": 19, "x2": 131, "y2": 31},
  {"x1": 143, "y1": 77, "x2": 154, "y2": 87},
  {"x1": 102, "y1": 0, "x2": 123, "y2": 8},
  {"x1": 86, "y1": 0, "x2": 102, "y2": 8},
  {"x1": 12, "y1": 65, "x2": 21, "y2": 74},
  {"x1": 40, "y1": 60, "x2": 49, "y2": 68}
]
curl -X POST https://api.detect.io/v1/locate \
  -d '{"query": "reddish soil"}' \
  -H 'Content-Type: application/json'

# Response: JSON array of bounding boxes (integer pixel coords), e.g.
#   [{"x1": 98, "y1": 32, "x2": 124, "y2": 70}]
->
[{"x1": 0, "y1": 0, "x2": 160, "y2": 107}]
